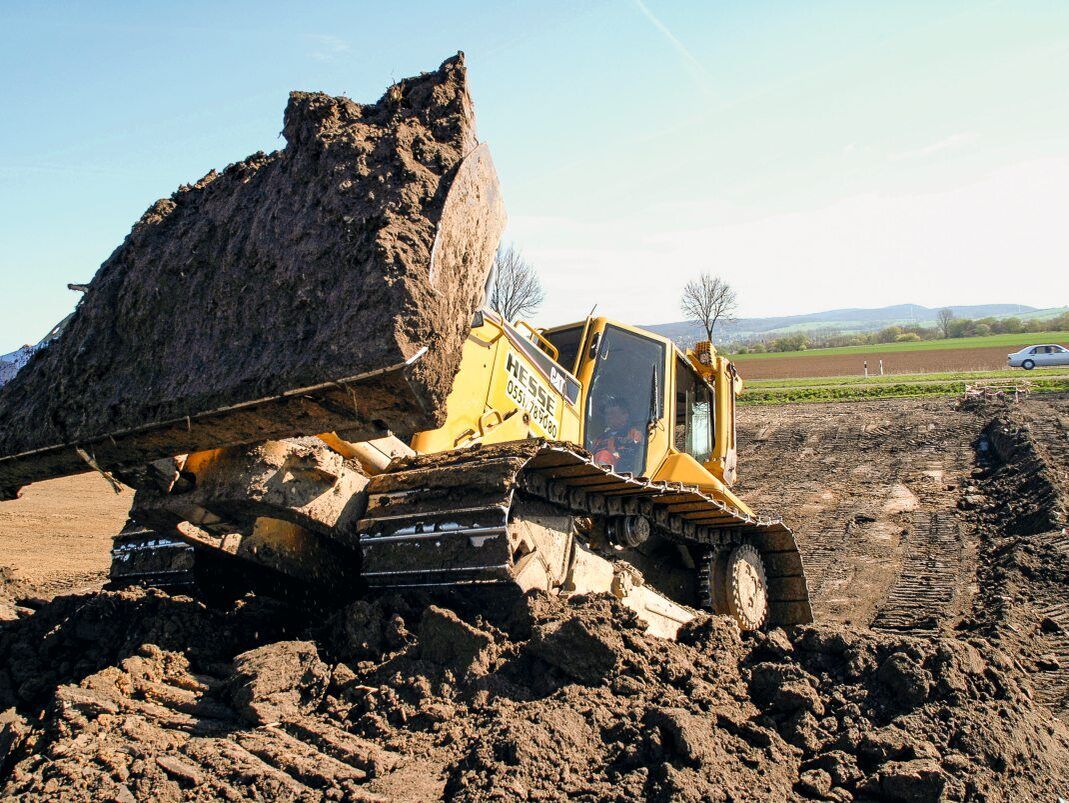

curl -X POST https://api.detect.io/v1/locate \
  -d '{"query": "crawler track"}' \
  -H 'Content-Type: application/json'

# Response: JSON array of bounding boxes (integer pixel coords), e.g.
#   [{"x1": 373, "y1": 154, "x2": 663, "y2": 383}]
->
[{"x1": 356, "y1": 440, "x2": 813, "y2": 626}]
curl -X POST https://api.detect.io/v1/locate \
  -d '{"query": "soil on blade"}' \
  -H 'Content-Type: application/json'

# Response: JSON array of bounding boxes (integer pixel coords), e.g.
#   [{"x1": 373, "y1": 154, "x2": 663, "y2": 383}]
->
[{"x1": 0, "y1": 53, "x2": 498, "y2": 477}]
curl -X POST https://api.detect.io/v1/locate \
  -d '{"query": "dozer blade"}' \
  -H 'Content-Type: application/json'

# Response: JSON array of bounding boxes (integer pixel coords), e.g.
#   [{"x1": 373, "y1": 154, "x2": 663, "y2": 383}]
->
[
  {"x1": 356, "y1": 441, "x2": 813, "y2": 630},
  {"x1": 110, "y1": 437, "x2": 371, "y2": 600},
  {"x1": 0, "y1": 56, "x2": 506, "y2": 499}
]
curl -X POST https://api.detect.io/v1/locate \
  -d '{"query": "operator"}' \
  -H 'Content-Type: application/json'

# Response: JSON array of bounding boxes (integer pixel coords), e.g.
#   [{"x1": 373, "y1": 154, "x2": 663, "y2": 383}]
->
[{"x1": 591, "y1": 400, "x2": 644, "y2": 471}]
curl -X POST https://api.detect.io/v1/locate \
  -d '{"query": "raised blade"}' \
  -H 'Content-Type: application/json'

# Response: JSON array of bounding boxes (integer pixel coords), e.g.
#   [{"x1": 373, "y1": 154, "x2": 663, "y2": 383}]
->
[{"x1": 0, "y1": 56, "x2": 506, "y2": 498}]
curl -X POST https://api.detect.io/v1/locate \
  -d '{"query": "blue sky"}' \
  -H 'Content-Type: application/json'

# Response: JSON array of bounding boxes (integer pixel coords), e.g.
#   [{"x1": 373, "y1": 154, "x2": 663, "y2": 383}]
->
[{"x1": 1, "y1": 1, "x2": 1068, "y2": 347}]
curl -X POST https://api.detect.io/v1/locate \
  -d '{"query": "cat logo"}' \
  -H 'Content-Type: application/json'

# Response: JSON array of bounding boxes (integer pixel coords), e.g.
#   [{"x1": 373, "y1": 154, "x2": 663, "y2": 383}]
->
[{"x1": 549, "y1": 366, "x2": 567, "y2": 396}]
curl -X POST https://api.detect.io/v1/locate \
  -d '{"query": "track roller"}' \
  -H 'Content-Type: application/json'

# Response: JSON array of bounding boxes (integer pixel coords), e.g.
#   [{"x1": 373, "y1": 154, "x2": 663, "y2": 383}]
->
[{"x1": 702, "y1": 544, "x2": 769, "y2": 631}]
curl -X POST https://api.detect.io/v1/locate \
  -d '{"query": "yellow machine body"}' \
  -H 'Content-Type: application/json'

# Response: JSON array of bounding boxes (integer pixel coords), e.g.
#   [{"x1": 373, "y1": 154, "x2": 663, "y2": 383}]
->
[
  {"x1": 409, "y1": 310, "x2": 752, "y2": 516},
  {"x1": 111, "y1": 307, "x2": 813, "y2": 633}
]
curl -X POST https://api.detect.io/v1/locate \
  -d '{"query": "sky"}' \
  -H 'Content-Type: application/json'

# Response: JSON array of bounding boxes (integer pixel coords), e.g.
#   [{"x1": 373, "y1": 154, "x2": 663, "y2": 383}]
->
[{"x1": 1, "y1": 1, "x2": 1068, "y2": 348}]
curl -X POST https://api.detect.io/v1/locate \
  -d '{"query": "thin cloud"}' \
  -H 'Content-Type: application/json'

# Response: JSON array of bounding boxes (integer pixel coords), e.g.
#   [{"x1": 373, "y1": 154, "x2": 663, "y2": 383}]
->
[
  {"x1": 632, "y1": 0, "x2": 714, "y2": 96},
  {"x1": 305, "y1": 34, "x2": 349, "y2": 62},
  {"x1": 891, "y1": 132, "x2": 979, "y2": 161}
]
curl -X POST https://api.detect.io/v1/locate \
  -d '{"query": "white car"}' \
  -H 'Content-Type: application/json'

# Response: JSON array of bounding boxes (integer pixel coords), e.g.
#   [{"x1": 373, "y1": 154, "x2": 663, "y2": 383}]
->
[{"x1": 1007, "y1": 343, "x2": 1069, "y2": 370}]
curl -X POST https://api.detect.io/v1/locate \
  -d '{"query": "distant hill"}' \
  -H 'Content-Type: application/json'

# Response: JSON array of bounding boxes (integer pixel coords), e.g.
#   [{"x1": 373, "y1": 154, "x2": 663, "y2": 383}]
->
[
  {"x1": 0, "y1": 345, "x2": 35, "y2": 387},
  {"x1": 646, "y1": 303, "x2": 1067, "y2": 346},
  {"x1": 0, "y1": 314, "x2": 72, "y2": 389}
]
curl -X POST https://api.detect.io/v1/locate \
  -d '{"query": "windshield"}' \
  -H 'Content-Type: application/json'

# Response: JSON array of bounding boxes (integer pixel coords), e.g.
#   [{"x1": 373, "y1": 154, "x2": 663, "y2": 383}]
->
[{"x1": 584, "y1": 325, "x2": 665, "y2": 475}]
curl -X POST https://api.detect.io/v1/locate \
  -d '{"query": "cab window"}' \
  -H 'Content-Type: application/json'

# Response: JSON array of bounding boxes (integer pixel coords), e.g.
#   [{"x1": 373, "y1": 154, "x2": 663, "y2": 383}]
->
[
  {"x1": 543, "y1": 325, "x2": 583, "y2": 375},
  {"x1": 585, "y1": 326, "x2": 665, "y2": 475},
  {"x1": 675, "y1": 358, "x2": 714, "y2": 463}
]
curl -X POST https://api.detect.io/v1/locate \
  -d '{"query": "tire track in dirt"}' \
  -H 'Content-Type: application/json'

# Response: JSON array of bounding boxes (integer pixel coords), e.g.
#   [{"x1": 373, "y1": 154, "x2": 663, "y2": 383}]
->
[
  {"x1": 975, "y1": 396, "x2": 1069, "y2": 718},
  {"x1": 1011, "y1": 400, "x2": 1069, "y2": 713},
  {"x1": 870, "y1": 437, "x2": 977, "y2": 633},
  {"x1": 1025, "y1": 408, "x2": 1069, "y2": 503},
  {"x1": 871, "y1": 512, "x2": 963, "y2": 633},
  {"x1": 737, "y1": 398, "x2": 982, "y2": 633},
  {"x1": 1035, "y1": 599, "x2": 1069, "y2": 712}
]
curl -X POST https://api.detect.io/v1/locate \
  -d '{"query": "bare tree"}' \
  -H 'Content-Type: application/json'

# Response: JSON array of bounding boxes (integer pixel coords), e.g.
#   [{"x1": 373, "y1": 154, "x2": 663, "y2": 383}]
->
[
  {"x1": 489, "y1": 244, "x2": 545, "y2": 322},
  {"x1": 936, "y1": 308, "x2": 955, "y2": 339},
  {"x1": 680, "y1": 272, "x2": 738, "y2": 343}
]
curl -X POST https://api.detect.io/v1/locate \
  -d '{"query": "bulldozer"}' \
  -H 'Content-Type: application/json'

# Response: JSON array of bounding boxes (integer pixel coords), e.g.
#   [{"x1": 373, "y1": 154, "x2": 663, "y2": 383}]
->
[
  {"x1": 14, "y1": 301, "x2": 811, "y2": 638},
  {"x1": 0, "y1": 56, "x2": 810, "y2": 639},
  {"x1": 105, "y1": 309, "x2": 810, "y2": 637}
]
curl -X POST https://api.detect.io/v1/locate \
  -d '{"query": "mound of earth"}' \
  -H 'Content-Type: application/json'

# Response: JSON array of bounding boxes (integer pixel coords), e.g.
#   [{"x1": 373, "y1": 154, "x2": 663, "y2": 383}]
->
[
  {"x1": 2, "y1": 397, "x2": 1068, "y2": 800},
  {"x1": 965, "y1": 405, "x2": 1069, "y2": 713},
  {"x1": 0, "y1": 586, "x2": 1066, "y2": 802}
]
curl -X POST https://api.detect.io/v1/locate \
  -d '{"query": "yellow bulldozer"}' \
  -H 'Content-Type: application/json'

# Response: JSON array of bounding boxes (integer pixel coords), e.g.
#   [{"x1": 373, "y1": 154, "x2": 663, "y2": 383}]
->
[
  {"x1": 105, "y1": 310, "x2": 810, "y2": 637},
  {"x1": 0, "y1": 56, "x2": 809, "y2": 639}
]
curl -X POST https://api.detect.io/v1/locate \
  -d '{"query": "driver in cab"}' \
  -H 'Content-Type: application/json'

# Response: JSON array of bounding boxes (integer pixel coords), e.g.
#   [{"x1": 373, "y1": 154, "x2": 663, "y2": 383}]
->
[{"x1": 590, "y1": 400, "x2": 643, "y2": 471}]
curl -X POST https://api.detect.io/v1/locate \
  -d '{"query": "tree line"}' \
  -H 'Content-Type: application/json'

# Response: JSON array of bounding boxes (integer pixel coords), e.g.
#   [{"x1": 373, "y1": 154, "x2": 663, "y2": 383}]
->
[
  {"x1": 731, "y1": 308, "x2": 1069, "y2": 354},
  {"x1": 484, "y1": 253, "x2": 1065, "y2": 361}
]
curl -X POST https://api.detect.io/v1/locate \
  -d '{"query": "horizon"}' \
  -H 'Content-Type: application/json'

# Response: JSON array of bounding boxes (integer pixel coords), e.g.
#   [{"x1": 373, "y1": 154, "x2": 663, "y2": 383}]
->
[
  {"x1": 5, "y1": 297, "x2": 1061, "y2": 352},
  {"x1": 2, "y1": 2, "x2": 1068, "y2": 346},
  {"x1": 647, "y1": 299, "x2": 1052, "y2": 327}
]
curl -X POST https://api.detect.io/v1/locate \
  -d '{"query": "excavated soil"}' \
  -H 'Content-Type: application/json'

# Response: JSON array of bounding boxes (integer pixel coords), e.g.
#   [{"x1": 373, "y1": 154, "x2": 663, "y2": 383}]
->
[
  {"x1": 0, "y1": 53, "x2": 499, "y2": 470},
  {"x1": 1, "y1": 394, "x2": 1068, "y2": 800},
  {"x1": 736, "y1": 398, "x2": 983, "y2": 631}
]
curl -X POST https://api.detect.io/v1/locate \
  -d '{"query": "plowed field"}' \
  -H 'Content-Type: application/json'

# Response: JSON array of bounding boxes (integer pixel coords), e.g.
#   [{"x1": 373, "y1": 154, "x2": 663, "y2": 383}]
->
[{"x1": 735, "y1": 344, "x2": 1022, "y2": 379}]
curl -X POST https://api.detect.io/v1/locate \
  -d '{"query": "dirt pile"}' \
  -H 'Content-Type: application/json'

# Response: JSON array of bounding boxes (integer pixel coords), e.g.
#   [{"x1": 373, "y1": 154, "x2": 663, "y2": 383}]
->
[
  {"x1": 0, "y1": 53, "x2": 505, "y2": 496},
  {"x1": 1, "y1": 587, "x2": 1066, "y2": 801},
  {"x1": 1, "y1": 397, "x2": 1068, "y2": 800},
  {"x1": 964, "y1": 404, "x2": 1069, "y2": 714}
]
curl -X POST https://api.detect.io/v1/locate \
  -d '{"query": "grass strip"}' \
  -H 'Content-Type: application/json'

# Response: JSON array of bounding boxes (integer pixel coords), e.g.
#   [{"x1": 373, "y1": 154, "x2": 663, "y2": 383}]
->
[{"x1": 739, "y1": 377, "x2": 1069, "y2": 406}]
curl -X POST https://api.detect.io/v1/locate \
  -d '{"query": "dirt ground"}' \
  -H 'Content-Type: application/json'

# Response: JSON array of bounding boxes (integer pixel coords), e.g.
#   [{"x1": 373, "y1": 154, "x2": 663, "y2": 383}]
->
[
  {"x1": 735, "y1": 345, "x2": 1029, "y2": 379},
  {"x1": 0, "y1": 473, "x2": 129, "y2": 597},
  {"x1": 0, "y1": 393, "x2": 1067, "y2": 801},
  {"x1": 736, "y1": 397, "x2": 981, "y2": 630}
]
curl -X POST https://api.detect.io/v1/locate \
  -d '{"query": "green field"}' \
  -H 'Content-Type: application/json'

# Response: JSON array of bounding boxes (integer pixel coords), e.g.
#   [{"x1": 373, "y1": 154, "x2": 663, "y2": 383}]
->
[
  {"x1": 744, "y1": 368, "x2": 1062, "y2": 389},
  {"x1": 739, "y1": 369, "x2": 1069, "y2": 406},
  {"x1": 730, "y1": 331, "x2": 1069, "y2": 361}
]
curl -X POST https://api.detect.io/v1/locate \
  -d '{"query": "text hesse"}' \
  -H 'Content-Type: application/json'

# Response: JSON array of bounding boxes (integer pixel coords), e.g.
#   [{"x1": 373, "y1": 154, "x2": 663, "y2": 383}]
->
[{"x1": 505, "y1": 352, "x2": 559, "y2": 438}]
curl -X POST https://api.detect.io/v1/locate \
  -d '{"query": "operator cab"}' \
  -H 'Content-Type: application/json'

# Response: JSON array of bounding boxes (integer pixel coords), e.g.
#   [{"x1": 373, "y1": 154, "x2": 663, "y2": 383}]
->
[{"x1": 543, "y1": 319, "x2": 720, "y2": 480}]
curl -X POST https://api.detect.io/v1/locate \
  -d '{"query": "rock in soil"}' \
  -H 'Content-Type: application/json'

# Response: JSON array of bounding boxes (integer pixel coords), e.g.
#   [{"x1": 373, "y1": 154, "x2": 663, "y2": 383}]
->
[{"x1": 228, "y1": 641, "x2": 329, "y2": 725}]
